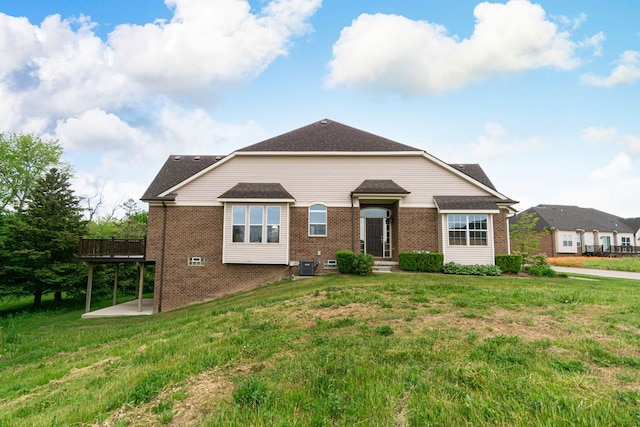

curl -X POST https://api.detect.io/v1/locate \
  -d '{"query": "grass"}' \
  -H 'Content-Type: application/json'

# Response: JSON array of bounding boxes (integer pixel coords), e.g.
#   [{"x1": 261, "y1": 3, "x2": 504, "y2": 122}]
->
[
  {"x1": 548, "y1": 256, "x2": 640, "y2": 272},
  {"x1": 2, "y1": 273, "x2": 640, "y2": 426}
]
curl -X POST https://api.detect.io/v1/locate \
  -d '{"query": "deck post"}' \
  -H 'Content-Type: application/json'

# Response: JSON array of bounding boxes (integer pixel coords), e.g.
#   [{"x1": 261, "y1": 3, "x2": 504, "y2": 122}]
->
[
  {"x1": 85, "y1": 263, "x2": 94, "y2": 313},
  {"x1": 137, "y1": 262, "x2": 145, "y2": 312},
  {"x1": 113, "y1": 264, "x2": 119, "y2": 306}
]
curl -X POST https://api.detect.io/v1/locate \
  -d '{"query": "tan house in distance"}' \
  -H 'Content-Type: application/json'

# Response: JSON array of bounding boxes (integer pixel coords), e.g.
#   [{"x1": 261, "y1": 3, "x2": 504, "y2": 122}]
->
[{"x1": 141, "y1": 119, "x2": 517, "y2": 312}]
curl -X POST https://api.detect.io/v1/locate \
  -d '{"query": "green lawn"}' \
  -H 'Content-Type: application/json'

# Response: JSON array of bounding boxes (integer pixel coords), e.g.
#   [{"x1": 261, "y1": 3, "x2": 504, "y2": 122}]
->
[{"x1": 2, "y1": 273, "x2": 640, "y2": 426}]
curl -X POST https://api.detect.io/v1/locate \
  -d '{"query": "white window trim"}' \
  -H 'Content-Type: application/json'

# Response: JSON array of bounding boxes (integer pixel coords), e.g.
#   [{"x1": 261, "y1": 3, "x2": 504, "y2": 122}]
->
[
  {"x1": 308, "y1": 203, "x2": 327, "y2": 237},
  {"x1": 447, "y1": 214, "x2": 488, "y2": 247},
  {"x1": 232, "y1": 205, "x2": 281, "y2": 244}
]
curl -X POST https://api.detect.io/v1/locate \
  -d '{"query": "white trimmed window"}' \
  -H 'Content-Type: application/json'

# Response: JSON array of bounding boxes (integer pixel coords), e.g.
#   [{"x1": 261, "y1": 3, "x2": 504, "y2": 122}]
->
[
  {"x1": 622, "y1": 236, "x2": 631, "y2": 246},
  {"x1": 232, "y1": 205, "x2": 281, "y2": 244},
  {"x1": 562, "y1": 234, "x2": 573, "y2": 247},
  {"x1": 309, "y1": 204, "x2": 327, "y2": 236},
  {"x1": 576, "y1": 233, "x2": 581, "y2": 248},
  {"x1": 448, "y1": 214, "x2": 488, "y2": 246}
]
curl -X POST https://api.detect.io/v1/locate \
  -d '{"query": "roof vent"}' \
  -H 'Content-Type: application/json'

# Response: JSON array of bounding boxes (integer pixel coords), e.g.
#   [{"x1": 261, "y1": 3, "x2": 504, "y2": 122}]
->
[
  {"x1": 174, "y1": 155, "x2": 182, "y2": 161},
  {"x1": 194, "y1": 156, "x2": 200, "y2": 161},
  {"x1": 320, "y1": 119, "x2": 328, "y2": 124},
  {"x1": 215, "y1": 156, "x2": 222, "y2": 161}
]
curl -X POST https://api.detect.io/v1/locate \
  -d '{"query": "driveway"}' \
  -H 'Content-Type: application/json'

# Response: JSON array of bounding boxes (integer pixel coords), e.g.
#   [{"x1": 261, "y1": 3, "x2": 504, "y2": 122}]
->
[{"x1": 552, "y1": 266, "x2": 640, "y2": 281}]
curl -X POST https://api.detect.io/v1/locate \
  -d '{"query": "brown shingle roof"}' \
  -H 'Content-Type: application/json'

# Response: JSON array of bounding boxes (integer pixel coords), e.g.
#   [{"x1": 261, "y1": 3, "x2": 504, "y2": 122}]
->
[
  {"x1": 141, "y1": 155, "x2": 225, "y2": 201},
  {"x1": 352, "y1": 180, "x2": 410, "y2": 194},
  {"x1": 218, "y1": 183, "x2": 294, "y2": 200},
  {"x1": 448, "y1": 164, "x2": 496, "y2": 191},
  {"x1": 237, "y1": 119, "x2": 421, "y2": 152},
  {"x1": 512, "y1": 205, "x2": 635, "y2": 232},
  {"x1": 434, "y1": 196, "x2": 505, "y2": 211}
]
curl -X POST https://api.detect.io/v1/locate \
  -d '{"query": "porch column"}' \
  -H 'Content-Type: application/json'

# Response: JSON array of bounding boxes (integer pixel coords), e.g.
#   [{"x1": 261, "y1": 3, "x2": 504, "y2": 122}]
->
[
  {"x1": 85, "y1": 263, "x2": 94, "y2": 313},
  {"x1": 137, "y1": 262, "x2": 145, "y2": 312},
  {"x1": 112, "y1": 264, "x2": 119, "y2": 306}
]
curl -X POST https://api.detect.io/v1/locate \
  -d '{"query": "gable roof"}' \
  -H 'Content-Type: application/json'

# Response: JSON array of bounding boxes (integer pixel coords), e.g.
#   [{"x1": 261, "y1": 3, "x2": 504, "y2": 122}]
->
[
  {"x1": 512, "y1": 204, "x2": 635, "y2": 233},
  {"x1": 352, "y1": 180, "x2": 410, "y2": 195},
  {"x1": 434, "y1": 196, "x2": 502, "y2": 212},
  {"x1": 141, "y1": 155, "x2": 225, "y2": 202},
  {"x1": 237, "y1": 119, "x2": 421, "y2": 152},
  {"x1": 218, "y1": 183, "x2": 295, "y2": 201}
]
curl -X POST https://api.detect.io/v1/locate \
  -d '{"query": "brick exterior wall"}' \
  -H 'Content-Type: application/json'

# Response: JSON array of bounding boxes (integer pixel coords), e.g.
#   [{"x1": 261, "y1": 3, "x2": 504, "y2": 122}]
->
[
  {"x1": 146, "y1": 204, "x2": 514, "y2": 312},
  {"x1": 147, "y1": 205, "x2": 288, "y2": 313},
  {"x1": 289, "y1": 207, "x2": 359, "y2": 273},
  {"x1": 396, "y1": 207, "x2": 440, "y2": 254},
  {"x1": 493, "y1": 209, "x2": 511, "y2": 255}
]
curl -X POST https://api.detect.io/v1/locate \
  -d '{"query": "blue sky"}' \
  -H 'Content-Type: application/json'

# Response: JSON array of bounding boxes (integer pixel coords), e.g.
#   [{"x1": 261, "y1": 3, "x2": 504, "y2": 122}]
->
[{"x1": 1, "y1": 0, "x2": 638, "y2": 217}]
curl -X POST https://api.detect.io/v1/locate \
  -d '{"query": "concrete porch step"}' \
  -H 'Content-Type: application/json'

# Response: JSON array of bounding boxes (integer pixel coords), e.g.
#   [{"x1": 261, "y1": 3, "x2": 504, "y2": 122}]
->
[{"x1": 372, "y1": 260, "x2": 398, "y2": 274}]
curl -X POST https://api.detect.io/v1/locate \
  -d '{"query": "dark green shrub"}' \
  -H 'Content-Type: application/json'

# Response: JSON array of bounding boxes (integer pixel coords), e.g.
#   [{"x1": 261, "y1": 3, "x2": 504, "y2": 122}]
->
[
  {"x1": 375, "y1": 325, "x2": 394, "y2": 336},
  {"x1": 398, "y1": 252, "x2": 444, "y2": 272},
  {"x1": 442, "y1": 262, "x2": 502, "y2": 276},
  {"x1": 495, "y1": 254, "x2": 523, "y2": 274},
  {"x1": 336, "y1": 251, "x2": 355, "y2": 274},
  {"x1": 525, "y1": 265, "x2": 557, "y2": 277},
  {"x1": 353, "y1": 253, "x2": 374, "y2": 276}
]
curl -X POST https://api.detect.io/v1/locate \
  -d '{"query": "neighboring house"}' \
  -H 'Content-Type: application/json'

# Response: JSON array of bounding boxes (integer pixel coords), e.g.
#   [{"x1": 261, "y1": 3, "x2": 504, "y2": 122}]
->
[
  {"x1": 142, "y1": 119, "x2": 517, "y2": 312},
  {"x1": 626, "y1": 217, "x2": 640, "y2": 247},
  {"x1": 510, "y1": 204, "x2": 639, "y2": 257}
]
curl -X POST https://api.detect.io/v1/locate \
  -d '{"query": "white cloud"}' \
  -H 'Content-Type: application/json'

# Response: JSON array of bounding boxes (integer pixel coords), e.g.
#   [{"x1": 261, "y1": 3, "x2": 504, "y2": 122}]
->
[
  {"x1": 581, "y1": 126, "x2": 619, "y2": 143},
  {"x1": 581, "y1": 50, "x2": 640, "y2": 87},
  {"x1": 0, "y1": 0, "x2": 321, "y2": 132},
  {"x1": 582, "y1": 126, "x2": 640, "y2": 157},
  {"x1": 108, "y1": 0, "x2": 320, "y2": 96},
  {"x1": 325, "y1": 0, "x2": 584, "y2": 94},
  {"x1": 468, "y1": 122, "x2": 541, "y2": 159}
]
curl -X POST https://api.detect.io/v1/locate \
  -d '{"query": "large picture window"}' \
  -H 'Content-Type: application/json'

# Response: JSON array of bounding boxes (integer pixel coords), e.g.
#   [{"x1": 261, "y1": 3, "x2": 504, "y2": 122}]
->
[
  {"x1": 448, "y1": 214, "x2": 488, "y2": 246},
  {"x1": 232, "y1": 205, "x2": 281, "y2": 244},
  {"x1": 309, "y1": 204, "x2": 327, "y2": 236}
]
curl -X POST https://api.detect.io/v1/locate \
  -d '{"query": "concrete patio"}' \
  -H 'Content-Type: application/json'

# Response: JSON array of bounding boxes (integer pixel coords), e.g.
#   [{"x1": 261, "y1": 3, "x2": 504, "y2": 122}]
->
[{"x1": 81, "y1": 298, "x2": 154, "y2": 319}]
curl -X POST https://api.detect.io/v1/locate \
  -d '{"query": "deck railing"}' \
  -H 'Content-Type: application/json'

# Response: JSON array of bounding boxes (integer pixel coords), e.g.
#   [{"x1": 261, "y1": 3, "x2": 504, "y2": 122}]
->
[
  {"x1": 78, "y1": 237, "x2": 146, "y2": 259},
  {"x1": 583, "y1": 245, "x2": 640, "y2": 257}
]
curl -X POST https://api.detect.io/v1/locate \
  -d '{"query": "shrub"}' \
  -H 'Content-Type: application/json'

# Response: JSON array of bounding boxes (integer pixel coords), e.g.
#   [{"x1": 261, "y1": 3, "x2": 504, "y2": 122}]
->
[
  {"x1": 336, "y1": 251, "x2": 355, "y2": 274},
  {"x1": 495, "y1": 254, "x2": 523, "y2": 274},
  {"x1": 398, "y1": 252, "x2": 444, "y2": 272},
  {"x1": 353, "y1": 253, "x2": 375, "y2": 276},
  {"x1": 442, "y1": 262, "x2": 502, "y2": 276},
  {"x1": 525, "y1": 265, "x2": 557, "y2": 277}
]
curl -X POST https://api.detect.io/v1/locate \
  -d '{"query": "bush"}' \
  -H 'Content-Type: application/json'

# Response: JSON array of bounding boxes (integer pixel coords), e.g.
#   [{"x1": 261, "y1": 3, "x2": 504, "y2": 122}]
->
[
  {"x1": 398, "y1": 252, "x2": 444, "y2": 272},
  {"x1": 442, "y1": 262, "x2": 502, "y2": 276},
  {"x1": 525, "y1": 265, "x2": 557, "y2": 277},
  {"x1": 495, "y1": 254, "x2": 523, "y2": 274},
  {"x1": 336, "y1": 251, "x2": 355, "y2": 274},
  {"x1": 353, "y1": 253, "x2": 375, "y2": 276}
]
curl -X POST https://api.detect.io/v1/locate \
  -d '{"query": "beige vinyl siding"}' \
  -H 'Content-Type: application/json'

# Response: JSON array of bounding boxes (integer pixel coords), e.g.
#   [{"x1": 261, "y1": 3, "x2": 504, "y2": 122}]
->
[
  {"x1": 173, "y1": 155, "x2": 492, "y2": 207},
  {"x1": 441, "y1": 214, "x2": 495, "y2": 265},
  {"x1": 223, "y1": 203, "x2": 289, "y2": 264},
  {"x1": 555, "y1": 230, "x2": 578, "y2": 254}
]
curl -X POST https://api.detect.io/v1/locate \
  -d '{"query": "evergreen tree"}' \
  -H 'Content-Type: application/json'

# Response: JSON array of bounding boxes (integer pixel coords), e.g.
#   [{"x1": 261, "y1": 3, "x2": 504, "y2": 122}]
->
[{"x1": 1, "y1": 168, "x2": 87, "y2": 307}]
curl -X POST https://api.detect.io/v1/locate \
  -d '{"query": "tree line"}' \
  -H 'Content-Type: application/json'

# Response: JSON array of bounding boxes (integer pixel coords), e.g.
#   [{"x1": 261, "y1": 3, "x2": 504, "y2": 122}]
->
[{"x1": 0, "y1": 132, "x2": 150, "y2": 309}]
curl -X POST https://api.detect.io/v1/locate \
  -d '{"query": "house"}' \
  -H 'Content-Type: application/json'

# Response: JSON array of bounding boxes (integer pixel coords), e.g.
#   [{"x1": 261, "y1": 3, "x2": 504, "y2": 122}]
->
[
  {"x1": 510, "y1": 204, "x2": 640, "y2": 257},
  {"x1": 141, "y1": 119, "x2": 517, "y2": 312}
]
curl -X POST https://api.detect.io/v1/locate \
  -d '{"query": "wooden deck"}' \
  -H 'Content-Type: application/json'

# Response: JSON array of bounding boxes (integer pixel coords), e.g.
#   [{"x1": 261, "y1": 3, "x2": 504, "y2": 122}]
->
[
  {"x1": 78, "y1": 237, "x2": 146, "y2": 263},
  {"x1": 583, "y1": 245, "x2": 640, "y2": 257}
]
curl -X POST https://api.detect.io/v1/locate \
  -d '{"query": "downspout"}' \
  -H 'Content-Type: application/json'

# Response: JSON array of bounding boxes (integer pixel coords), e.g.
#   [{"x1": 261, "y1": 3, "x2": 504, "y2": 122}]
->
[
  {"x1": 350, "y1": 192, "x2": 355, "y2": 253},
  {"x1": 158, "y1": 201, "x2": 168, "y2": 313}
]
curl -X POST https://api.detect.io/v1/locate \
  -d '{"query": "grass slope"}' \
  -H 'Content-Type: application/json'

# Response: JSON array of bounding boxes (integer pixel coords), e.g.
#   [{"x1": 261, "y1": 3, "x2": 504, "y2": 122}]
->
[{"x1": 2, "y1": 273, "x2": 640, "y2": 426}]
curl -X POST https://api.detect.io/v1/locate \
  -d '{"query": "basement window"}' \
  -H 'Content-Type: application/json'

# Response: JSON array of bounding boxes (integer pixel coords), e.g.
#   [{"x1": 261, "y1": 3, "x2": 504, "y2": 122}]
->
[{"x1": 188, "y1": 257, "x2": 205, "y2": 266}]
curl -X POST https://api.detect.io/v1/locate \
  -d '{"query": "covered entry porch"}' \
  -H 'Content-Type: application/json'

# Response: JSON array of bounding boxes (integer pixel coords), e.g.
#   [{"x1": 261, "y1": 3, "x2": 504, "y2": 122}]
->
[{"x1": 352, "y1": 179, "x2": 409, "y2": 260}]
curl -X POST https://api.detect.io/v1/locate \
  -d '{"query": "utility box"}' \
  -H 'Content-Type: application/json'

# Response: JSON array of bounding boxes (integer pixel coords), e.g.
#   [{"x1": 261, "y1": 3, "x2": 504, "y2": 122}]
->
[{"x1": 299, "y1": 260, "x2": 315, "y2": 276}]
